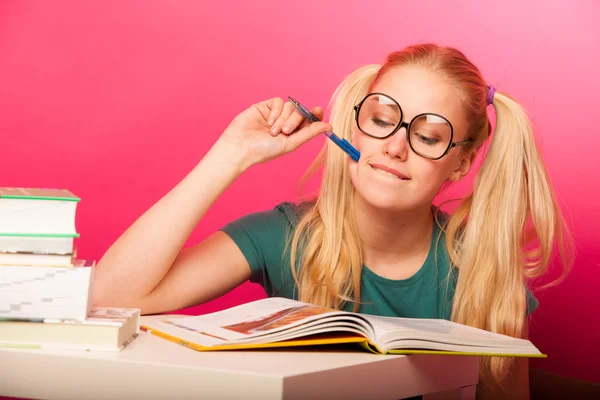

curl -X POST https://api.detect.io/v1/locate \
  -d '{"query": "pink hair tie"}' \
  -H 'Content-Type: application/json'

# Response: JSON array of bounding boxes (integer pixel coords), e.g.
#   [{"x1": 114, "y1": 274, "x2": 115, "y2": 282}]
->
[{"x1": 486, "y1": 85, "x2": 496, "y2": 105}]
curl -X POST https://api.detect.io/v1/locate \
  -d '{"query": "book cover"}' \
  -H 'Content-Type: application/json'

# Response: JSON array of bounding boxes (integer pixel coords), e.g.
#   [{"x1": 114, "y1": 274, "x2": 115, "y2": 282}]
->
[
  {"x1": 0, "y1": 188, "x2": 80, "y2": 201},
  {"x1": 0, "y1": 187, "x2": 80, "y2": 236}
]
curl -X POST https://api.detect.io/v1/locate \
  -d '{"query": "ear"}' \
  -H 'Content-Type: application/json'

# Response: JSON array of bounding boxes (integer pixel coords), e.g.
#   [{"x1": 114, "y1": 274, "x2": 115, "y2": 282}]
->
[{"x1": 450, "y1": 149, "x2": 477, "y2": 181}]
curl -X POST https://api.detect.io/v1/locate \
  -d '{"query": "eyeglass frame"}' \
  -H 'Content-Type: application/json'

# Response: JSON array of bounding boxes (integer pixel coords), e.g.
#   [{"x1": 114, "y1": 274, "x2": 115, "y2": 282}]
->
[{"x1": 353, "y1": 92, "x2": 472, "y2": 160}]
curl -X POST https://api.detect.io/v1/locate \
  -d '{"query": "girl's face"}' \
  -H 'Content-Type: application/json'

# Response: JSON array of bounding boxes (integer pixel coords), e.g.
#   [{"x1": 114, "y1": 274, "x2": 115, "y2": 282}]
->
[{"x1": 348, "y1": 65, "x2": 475, "y2": 212}]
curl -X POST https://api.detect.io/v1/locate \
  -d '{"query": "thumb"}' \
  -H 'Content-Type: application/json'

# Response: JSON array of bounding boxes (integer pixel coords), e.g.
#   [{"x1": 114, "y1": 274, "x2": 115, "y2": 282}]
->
[{"x1": 286, "y1": 122, "x2": 332, "y2": 152}]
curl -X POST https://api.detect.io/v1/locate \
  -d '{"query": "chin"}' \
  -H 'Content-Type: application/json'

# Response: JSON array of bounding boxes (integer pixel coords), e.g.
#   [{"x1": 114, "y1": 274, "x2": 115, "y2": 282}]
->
[
  {"x1": 349, "y1": 165, "x2": 434, "y2": 212},
  {"x1": 356, "y1": 186, "x2": 416, "y2": 211},
  {"x1": 353, "y1": 178, "x2": 434, "y2": 213}
]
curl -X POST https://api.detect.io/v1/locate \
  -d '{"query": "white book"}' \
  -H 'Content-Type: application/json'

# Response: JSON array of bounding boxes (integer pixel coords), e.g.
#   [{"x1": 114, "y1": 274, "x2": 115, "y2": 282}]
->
[
  {"x1": 0, "y1": 188, "x2": 80, "y2": 236},
  {"x1": 0, "y1": 261, "x2": 94, "y2": 320},
  {"x1": 0, "y1": 236, "x2": 75, "y2": 255}
]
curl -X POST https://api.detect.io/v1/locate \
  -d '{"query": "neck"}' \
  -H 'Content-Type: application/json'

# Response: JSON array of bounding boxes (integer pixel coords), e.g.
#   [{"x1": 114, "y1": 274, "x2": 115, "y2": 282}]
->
[{"x1": 353, "y1": 194, "x2": 434, "y2": 270}]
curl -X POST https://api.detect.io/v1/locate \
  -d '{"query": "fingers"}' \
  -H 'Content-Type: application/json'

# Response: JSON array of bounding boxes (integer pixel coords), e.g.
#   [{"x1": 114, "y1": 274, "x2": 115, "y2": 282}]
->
[
  {"x1": 289, "y1": 106, "x2": 325, "y2": 133},
  {"x1": 311, "y1": 106, "x2": 324, "y2": 121},
  {"x1": 280, "y1": 108, "x2": 307, "y2": 135},
  {"x1": 260, "y1": 97, "x2": 327, "y2": 138},
  {"x1": 269, "y1": 103, "x2": 325, "y2": 136},
  {"x1": 270, "y1": 102, "x2": 295, "y2": 136},
  {"x1": 286, "y1": 121, "x2": 333, "y2": 152},
  {"x1": 266, "y1": 98, "x2": 284, "y2": 127}
]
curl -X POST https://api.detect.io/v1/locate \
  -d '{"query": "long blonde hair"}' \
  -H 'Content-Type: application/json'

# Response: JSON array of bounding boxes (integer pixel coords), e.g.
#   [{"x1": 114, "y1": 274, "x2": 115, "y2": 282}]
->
[{"x1": 289, "y1": 44, "x2": 572, "y2": 385}]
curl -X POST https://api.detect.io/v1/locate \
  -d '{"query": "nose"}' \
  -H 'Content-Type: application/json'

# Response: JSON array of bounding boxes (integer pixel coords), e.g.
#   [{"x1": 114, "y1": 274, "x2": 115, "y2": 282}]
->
[{"x1": 382, "y1": 126, "x2": 409, "y2": 160}]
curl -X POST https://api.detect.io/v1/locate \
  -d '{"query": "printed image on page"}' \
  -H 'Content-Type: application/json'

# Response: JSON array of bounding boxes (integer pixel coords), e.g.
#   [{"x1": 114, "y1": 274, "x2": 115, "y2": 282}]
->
[
  {"x1": 221, "y1": 305, "x2": 334, "y2": 334},
  {"x1": 163, "y1": 298, "x2": 336, "y2": 342}
]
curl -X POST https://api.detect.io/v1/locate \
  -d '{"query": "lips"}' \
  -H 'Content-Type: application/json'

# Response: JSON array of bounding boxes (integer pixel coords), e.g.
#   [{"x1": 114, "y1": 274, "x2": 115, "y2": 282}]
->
[{"x1": 369, "y1": 163, "x2": 410, "y2": 179}]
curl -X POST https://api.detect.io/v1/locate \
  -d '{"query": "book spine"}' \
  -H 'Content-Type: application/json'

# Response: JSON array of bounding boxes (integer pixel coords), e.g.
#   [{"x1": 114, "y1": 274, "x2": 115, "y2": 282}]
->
[
  {"x1": 0, "y1": 233, "x2": 80, "y2": 238},
  {"x1": 141, "y1": 326, "x2": 212, "y2": 352}
]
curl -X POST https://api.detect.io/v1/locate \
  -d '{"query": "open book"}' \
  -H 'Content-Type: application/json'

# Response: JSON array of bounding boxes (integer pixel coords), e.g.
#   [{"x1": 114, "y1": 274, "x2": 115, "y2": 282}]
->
[{"x1": 141, "y1": 297, "x2": 545, "y2": 358}]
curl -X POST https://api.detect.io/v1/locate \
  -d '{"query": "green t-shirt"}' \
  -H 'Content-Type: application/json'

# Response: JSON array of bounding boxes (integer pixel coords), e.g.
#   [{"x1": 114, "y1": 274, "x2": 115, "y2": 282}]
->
[{"x1": 220, "y1": 202, "x2": 538, "y2": 319}]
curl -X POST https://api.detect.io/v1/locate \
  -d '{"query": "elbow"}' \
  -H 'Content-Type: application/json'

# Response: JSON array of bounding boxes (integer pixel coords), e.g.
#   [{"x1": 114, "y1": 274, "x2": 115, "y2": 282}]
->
[
  {"x1": 90, "y1": 284, "x2": 154, "y2": 315},
  {"x1": 90, "y1": 261, "x2": 156, "y2": 314},
  {"x1": 90, "y1": 285, "x2": 125, "y2": 309},
  {"x1": 90, "y1": 277, "x2": 137, "y2": 310}
]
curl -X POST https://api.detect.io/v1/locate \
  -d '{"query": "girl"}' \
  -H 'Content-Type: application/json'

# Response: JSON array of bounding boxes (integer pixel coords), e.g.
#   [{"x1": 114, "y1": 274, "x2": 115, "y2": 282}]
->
[{"x1": 93, "y1": 43, "x2": 571, "y2": 398}]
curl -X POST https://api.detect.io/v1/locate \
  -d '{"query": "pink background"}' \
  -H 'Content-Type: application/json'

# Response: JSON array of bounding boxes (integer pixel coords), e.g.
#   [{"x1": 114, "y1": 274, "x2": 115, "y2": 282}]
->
[{"x1": 1, "y1": 0, "x2": 598, "y2": 382}]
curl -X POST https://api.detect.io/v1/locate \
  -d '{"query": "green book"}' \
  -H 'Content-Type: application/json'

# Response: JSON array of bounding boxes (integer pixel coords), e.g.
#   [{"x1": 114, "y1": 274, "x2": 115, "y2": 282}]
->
[
  {"x1": 0, "y1": 188, "x2": 81, "y2": 241},
  {"x1": 0, "y1": 188, "x2": 80, "y2": 202}
]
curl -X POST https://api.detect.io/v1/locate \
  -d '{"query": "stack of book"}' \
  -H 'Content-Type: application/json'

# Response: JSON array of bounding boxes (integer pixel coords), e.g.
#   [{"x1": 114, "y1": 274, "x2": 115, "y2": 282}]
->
[{"x1": 0, "y1": 187, "x2": 139, "y2": 351}]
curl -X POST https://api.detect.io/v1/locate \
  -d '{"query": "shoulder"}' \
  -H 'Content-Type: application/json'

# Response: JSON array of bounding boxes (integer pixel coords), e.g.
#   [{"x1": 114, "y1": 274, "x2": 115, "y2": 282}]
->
[
  {"x1": 217, "y1": 201, "x2": 306, "y2": 267},
  {"x1": 220, "y1": 201, "x2": 311, "y2": 236},
  {"x1": 272, "y1": 201, "x2": 310, "y2": 228},
  {"x1": 257, "y1": 201, "x2": 310, "y2": 228}
]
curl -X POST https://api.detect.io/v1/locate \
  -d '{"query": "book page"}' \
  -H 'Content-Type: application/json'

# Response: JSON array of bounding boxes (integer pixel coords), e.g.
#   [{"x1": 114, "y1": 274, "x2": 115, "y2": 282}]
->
[
  {"x1": 162, "y1": 297, "x2": 342, "y2": 342},
  {"x1": 229, "y1": 315, "x2": 374, "y2": 344},
  {"x1": 365, "y1": 314, "x2": 534, "y2": 350},
  {"x1": 385, "y1": 339, "x2": 542, "y2": 355},
  {"x1": 366, "y1": 315, "x2": 453, "y2": 339}
]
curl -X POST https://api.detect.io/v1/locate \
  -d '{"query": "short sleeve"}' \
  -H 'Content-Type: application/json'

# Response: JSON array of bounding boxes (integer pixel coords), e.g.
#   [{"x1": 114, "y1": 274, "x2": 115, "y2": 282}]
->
[
  {"x1": 526, "y1": 286, "x2": 539, "y2": 316},
  {"x1": 219, "y1": 202, "x2": 300, "y2": 294}
]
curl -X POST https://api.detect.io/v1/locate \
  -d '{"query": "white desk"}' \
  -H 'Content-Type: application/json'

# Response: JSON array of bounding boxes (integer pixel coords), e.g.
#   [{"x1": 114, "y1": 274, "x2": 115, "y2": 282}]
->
[{"x1": 0, "y1": 314, "x2": 479, "y2": 400}]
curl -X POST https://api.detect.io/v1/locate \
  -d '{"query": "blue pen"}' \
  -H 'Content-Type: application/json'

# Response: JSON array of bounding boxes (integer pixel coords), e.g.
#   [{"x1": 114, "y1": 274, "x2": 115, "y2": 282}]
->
[{"x1": 288, "y1": 96, "x2": 360, "y2": 162}]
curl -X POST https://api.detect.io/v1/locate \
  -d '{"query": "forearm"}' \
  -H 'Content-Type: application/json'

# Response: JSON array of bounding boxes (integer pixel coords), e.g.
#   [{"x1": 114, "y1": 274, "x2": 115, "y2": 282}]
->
[{"x1": 93, "y1": 139, "x2": 246, "y2": 303}]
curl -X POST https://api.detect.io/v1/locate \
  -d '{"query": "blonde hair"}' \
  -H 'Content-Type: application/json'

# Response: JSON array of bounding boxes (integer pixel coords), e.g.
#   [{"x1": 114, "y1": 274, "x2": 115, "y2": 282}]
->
[{"x1": 289, "y1": 44, "x2": 572, "y2": 386}]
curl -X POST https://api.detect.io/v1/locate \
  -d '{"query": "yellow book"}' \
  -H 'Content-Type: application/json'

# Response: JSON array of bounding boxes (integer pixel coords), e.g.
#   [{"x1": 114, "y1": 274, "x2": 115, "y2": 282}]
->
[
  {"x1": 0, "y1": 307, "x2": 140, "y2": 352},
  {"x1": 141, "y1": 297, "x2": 546, "y2": 358}
]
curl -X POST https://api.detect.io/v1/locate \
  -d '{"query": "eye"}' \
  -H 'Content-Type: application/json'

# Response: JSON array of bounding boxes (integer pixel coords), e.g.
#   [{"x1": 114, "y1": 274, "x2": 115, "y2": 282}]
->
[
  {"x1": 414, "y1": 132, "x2": 440, "y2": 146},
  {"x1": 371, "y1": 116, "x2": 395, "y2": 128}
]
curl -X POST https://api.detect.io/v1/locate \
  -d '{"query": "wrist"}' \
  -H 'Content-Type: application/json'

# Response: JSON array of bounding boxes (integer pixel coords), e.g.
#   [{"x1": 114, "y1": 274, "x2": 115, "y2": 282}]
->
[{"x1": 209, "y1": 137, "x2": 251, "y2": 175}]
